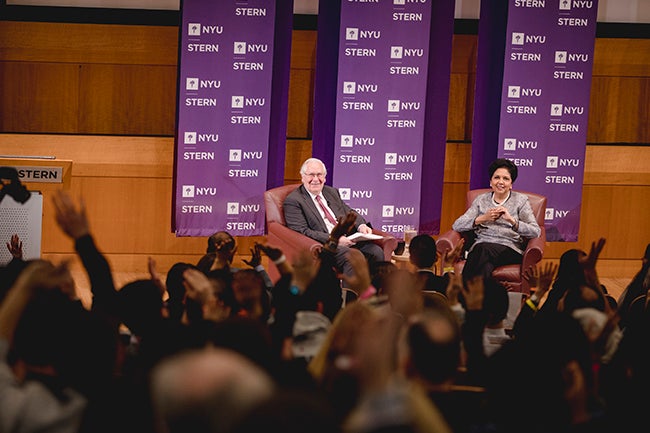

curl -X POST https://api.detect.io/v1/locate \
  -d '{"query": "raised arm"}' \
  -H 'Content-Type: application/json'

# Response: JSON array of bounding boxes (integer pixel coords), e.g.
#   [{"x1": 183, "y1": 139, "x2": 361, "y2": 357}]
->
[{"x1": 52, "y1": 190, "x2": 117, "y2": 315}]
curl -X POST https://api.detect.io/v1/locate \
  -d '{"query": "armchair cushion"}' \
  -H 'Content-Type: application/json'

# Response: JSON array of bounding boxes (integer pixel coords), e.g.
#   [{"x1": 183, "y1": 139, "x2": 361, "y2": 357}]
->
[
  {"x1": 264, "y1": 184, "x2": 398, "y2": 283},
  {"x1": 436, "y1": 189, "x2": 546, "y2": 293}
]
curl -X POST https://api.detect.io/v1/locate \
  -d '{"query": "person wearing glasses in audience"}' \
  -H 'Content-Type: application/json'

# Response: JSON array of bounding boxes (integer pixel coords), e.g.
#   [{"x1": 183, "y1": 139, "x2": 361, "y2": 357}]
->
[{"x1": 283, "y1": 157, "x2": 384, "y2": 279}]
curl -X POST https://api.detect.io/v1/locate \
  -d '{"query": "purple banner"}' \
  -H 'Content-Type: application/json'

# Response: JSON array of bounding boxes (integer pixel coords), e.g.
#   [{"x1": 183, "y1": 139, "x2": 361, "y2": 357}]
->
[
  {"x1": 173, "y1": 0, "x2": 278, "y2": 237},
  {"x1": 322, "y1": 0, "x2": 452, "y2": 240},
  {"x1": 498, "y1": 0, "x2": 598, "y2": 241}
]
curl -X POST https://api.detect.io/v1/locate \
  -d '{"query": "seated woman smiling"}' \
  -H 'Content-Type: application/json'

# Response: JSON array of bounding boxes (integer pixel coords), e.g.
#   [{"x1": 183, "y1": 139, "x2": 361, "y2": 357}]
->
[{"x1": 452, "y1": 158, "x2": 541, "y2": 281}]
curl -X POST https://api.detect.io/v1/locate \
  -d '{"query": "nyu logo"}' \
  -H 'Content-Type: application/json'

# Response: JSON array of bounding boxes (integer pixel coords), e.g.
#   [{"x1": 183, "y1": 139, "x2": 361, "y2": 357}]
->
[
  {"x1": 545, "y1": 207, "x2": 571, "y2": 220},
  {"x1": 387, "y1": 99, "x2": 421, "y2": 112},
  {"x1": 233, "y1": 42, "x2": 268, "y2": 54},
  {"x1": 232, "y1": 96, "x2": 266, "y2": 108},
  {"x1": 340, "y1": 135, "x2": 375, "y2": 147},
  {"x1": 550, "y1": 104, "x2": 585, "y2": 116},
  {"x1": 385, "y1": 152, "x2": 417, "y2": 165},
  {"x1": 339, "y1": 188, "x2": 374, "y2": 200},
  {"x1": 229, "y1": 149, "x2": 263, "y2": 161},
  {"x1": 394, "y1": 0, "x2": 428, "y2": 4},
  {"x1": 227, "y1": 202, "x2": 261, "y2": 215},
  {"x1": 345, "y1": 27, "x2": 381, "y2": 41},
  {"x1": 383, "y1": 204, "x2": 416, "y2": 217},
  {"x1": 511, "y1": 32, "x2": 546, "y2": 45},
  {"x1": 188, "y1": 23, "x2": 223, "y2": 36},
  {"x1": 504, "y1": 138, "x2": 538, "y2": 151},
  {"x1": 184, "y1": 131, "x2": 219, "y2": 144},
  {"x1": 342, "y1": 81, "x2": 379, "y2": 94},
  {"x1": 507, "y1": 85, "x2": 542, "y2": 98},
  {"x1": 182, "y1": 185, "x2": 217, "y2": 198},
  {"x1": 555, "y1": 51, "x2": 590, "y2": 63},
  {"x1": 546, "y1": 156, "x2": 581, "y2": 168},
  {"x1": 390, "y1": 46, "x2": 424, "y2": 59},
  {"x1": 546, "y1": 156, "x2": 559, "y2": 168},
  {"x1": 184, "y1": 131, "x2": 197, "y2": 145},
  {"x1": 559, "y1": 0, "x2": 594, "y2": 10},
  {"x1": 182, "y1": 185, "x2": 195, "y2": 198},
  {"x1": 186, "y1": 77, "x2": 221, "y2": 90},
  {"x1": 545, "y1": 156, "x2": 583, "y2": 169}
]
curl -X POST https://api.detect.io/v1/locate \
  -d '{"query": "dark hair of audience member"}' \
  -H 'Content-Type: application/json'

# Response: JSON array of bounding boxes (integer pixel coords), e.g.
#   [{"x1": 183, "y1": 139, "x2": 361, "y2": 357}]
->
[
  {"x1": 164, "y1": 262, "x2": 196, "y2": 322},
  {"x1": 208, "y1": 316, "x2": 278, "y2": 376},
  {"x1": 406, "y1": 311, "x2": 461, "y2": 384},
  {"x1": 409, "y1": 234, "x2": 438, "y2": 268},
  {"x1": 232, "y1": 388, "x2": 341, "y2": 433},
  {"x1": 117, "y1": 279, "x2": 164, "y2": 337},
  {"x1": 369, "y1": 260, "x2": 397, "y2": 294},
  {"x1": 486, "y1": 311, "x2": 597, "y2": 430}
]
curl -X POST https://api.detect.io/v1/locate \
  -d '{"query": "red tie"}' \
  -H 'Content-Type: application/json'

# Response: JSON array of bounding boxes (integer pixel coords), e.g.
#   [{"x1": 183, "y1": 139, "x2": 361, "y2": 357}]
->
[{"x1": 316, "y1": 195, "x2": 338, "y2": 225}]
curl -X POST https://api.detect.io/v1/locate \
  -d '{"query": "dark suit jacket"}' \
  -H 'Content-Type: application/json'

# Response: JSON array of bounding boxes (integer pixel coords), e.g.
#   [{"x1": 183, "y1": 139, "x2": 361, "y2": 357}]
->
[
  {"x1": 416, "y1": 270, "x2": 450, "y2": 295},
  {"x1": 283, "y1": 184, "x2": 369, "y2": 243}
]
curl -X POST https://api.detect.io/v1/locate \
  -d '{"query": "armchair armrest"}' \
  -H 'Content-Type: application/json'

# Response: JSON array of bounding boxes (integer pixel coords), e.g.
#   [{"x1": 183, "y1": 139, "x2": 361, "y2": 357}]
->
[
  {"x1": 371, "y1": 229, "x2": 398, "y2": 261},
  {"x1": 436, "y1": 229, "x2": 462, "y2": 257},
  {"x1": 521, "y1": 228, "x2": 546, "y2": 271},
  {"x1": 266, "y1": 221, "x2": 322, "y2": 282},
  {"x1": 520, "y1": 227, "x2": 546, "y2": 292}
]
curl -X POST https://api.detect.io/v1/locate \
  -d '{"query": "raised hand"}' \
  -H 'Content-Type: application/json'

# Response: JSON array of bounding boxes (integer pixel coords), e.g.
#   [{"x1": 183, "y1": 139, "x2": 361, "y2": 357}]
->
[
  {"x1": 243, "y1": 242, "x2": 263, "y2": 268},
  {"x1": 52, "y1": 190, "x2": 90, "y2": 240},
  {"x1": 579, "y1": 238, "x2": 606, "y2": 289},
  {"x1": 330, "y1": 211, "x2": 357, "y2": 241},
  {"x1": 6, "y1": 234, "x2": 23, "y2": 260},
  {"x1": 257, "y1": 243, "x2": 283, "y2": 262},
  {"x1": 148, "y1": 256, "x2": 166, "y2": 296},
  {"x1": 339, "y1": 248, "x2": 371, "y2": 296},
  {"x1": 182, "y1": 267, "x2": 227, "y2": 322},
  {"x1": 446, "y1": 272, "x2": 463, "y2": 306},
  {"x1": 290, "y1": 247, "x2": 319, "y2": 292},
  {"x1": 442, "y1": 237, "x2": 465, "y2": 268},
  {"x1": 523, "y1": 262, "x2": 558, "y2": 300},
  {"x1": 462, "y1": 275, "x2": 485, "y2": 311},
  {"x1": 579, "y1": 238, "x2": 606, "y2": 272}
]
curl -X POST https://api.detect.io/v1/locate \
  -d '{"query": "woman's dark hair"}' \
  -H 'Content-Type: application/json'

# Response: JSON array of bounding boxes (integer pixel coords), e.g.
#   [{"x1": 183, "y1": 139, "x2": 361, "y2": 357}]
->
[{"x1": 488, "y1": 158, "x2": 518, "y2": 183}]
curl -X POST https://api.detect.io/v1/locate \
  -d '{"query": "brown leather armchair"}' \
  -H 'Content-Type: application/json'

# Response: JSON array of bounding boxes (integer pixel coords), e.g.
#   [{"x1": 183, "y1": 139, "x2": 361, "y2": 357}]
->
[
  {"x1": 264, "y1": 184, "x2": 398, "y2": 283},
  {"x1": 436, "y1": 188, "x2": 546, "y2": 294}
]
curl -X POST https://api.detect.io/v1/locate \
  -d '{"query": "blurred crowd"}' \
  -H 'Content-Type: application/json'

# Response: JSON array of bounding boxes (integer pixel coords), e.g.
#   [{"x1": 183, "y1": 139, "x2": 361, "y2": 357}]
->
[{"x1": 1, "y1": 190, "x2": 649, "y2": 433}]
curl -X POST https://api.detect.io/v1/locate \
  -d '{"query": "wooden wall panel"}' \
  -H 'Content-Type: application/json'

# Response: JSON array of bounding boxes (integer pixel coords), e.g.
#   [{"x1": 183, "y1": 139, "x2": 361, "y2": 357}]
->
[
  {"x1": 584, "y1": 145, "x2": 650, "y2": 185},
  {"x1": 593, "y1": 38, "x2": 650, "y2": 77},
  {"x1": 449, "y1": 35, "x2": 478, "y2": 74},
  {"x1": 284, "y1": 139, "x2": 313, "y2": 183},
  {"x1": 0, "y1": 62, "x2": 80, "y2": 132},
  {"x1": 290, "y1": 30, "x2": 317, "y2": 69},
  {"x1": 587, "y1": 76, "x2": 650, "y2": 143},
  {"x1": 78, "y1": 64, "x2": 177, "y2": 135},
  {"x1": 447, "y1": 74, "x2": 473, "y2": 141},
  {"x1": 287, "y1": 69, "x2": 314, "y2": 138},
  {"x1": 0, "y1": 134, "x2": 173, "y2": 177},
  {"x1": 0, "y1": 21, "x2": 178, "y2": 65}
]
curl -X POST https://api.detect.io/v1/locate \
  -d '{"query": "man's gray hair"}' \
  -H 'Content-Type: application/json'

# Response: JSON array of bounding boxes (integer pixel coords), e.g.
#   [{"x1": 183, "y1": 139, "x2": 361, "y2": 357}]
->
[{"x1": 300, "y1": 158, "x2": 327, "y2": 176}]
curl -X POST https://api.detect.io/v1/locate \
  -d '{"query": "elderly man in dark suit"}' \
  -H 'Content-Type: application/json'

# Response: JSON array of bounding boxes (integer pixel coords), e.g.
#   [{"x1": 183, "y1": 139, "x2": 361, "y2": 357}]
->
[{"x1": 283, "y1": 157, "x2": 384, "y2": 278}]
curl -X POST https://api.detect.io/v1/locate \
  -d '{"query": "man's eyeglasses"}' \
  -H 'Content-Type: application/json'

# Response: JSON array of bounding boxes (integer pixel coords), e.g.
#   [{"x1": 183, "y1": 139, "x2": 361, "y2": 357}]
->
[{"x1": 303, "y1": 172, "x2": 325, "y2": 179}]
